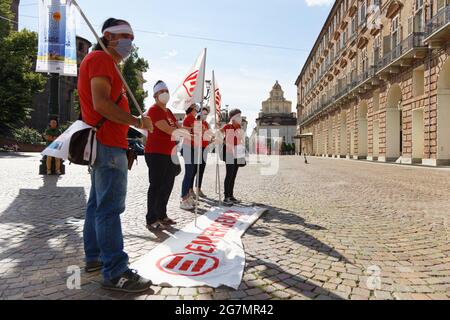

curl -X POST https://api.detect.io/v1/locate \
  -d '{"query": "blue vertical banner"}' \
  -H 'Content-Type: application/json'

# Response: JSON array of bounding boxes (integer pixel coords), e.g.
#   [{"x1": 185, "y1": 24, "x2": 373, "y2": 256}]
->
[{"x1": 36, "y1": 0, "x2": 77, "y2": 76}]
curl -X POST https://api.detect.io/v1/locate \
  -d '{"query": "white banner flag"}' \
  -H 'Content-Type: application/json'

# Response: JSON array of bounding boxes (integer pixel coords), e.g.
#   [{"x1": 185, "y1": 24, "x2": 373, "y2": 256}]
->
[
  {"x1": 171, "y1": 49, "x2": 207, "y2": 111},
  {"x1": 36, "y1": 0, "x2": 78, "y2": 76},
  {"x1": 209, "y1": 71, "x2": 222, "y2": 127},
  {"x1": 131, "y1": 206, "x2": 266, "y2": 289},
  {"x1": 41, "y1": 120, "x2": 93, "y2": 160}
]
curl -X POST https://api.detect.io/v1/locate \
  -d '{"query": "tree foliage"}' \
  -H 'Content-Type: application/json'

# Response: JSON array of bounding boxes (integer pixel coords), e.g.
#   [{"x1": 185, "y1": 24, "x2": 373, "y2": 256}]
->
[
  {"x1": 0, "y1": 0, "x2": 46, "y2": 135},
  {"x1": 121, "y1": 46, "x2": 149, "y2": 116}
]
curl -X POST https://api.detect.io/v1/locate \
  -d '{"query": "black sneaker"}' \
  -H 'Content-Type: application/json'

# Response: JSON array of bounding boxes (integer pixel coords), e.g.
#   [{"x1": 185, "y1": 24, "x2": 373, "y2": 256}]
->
[
  {"x1": 223, "y1": 198, "x2": 234, "y2": 206},
  {"x1": 85, "y1": 261, "x2": 103, "y2": 273},
  {"x1": 102, "y1": 269, "x2": 152, "y2": 293},
  {"x1": 230, "y1": 197, "x2": 241, "y2": 203}
]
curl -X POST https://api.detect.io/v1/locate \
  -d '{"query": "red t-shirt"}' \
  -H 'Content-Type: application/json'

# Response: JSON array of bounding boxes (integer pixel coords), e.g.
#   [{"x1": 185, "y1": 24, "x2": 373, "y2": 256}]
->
[
  {"x1": 78, "y1": 51, "x2": 130, "y2": 150},
  {"x1": 183, "y1": 115, "x2": 210, "y2": 148},
  {"x1": 145, "y1": 105, "x2": 178, "y2": 155},
  {"x1": 223, "y1": 123, "x2": 242, "y2": 153}
]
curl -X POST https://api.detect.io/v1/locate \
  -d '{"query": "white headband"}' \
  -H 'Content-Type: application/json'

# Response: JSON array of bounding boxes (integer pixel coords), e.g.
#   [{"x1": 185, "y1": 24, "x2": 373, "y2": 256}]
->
[
  {"x1": 103, "y1": 25, "x2": 134, "y2": 36},
  {"x1": 231, "y1": 113, "x2": 242, "y2": 122},
  {"x1": 154, "y1": 82, "x2": 168, "y2": 95}
]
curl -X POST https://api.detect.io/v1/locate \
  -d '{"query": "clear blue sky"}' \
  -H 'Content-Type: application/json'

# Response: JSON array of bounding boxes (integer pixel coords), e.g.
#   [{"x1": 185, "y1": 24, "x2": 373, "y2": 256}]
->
[{"x1": 18, "y1": 0, "x2": 334, "y2": 131}]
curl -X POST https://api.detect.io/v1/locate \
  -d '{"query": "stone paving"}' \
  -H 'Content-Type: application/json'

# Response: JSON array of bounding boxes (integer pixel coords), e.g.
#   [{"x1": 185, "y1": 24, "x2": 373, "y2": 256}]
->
[{"x1": 0, "y1": 152, "x2": 449, "y2": 300}]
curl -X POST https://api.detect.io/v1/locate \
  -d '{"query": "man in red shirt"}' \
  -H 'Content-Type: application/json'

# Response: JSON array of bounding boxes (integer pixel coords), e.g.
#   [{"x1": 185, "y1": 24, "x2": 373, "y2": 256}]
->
[
  {"x1": 78, "y1": 18, "x2": 153, "y2": 293},
  {"x1": 145, "y1": 81, "x2": 190, "y2": 230}
]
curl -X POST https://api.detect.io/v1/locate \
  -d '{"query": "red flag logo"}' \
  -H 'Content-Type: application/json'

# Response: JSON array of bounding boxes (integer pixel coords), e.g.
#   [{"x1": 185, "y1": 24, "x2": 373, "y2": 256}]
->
[{"x1": 183, "y1": 70, "x2": 199, "y2": 97}]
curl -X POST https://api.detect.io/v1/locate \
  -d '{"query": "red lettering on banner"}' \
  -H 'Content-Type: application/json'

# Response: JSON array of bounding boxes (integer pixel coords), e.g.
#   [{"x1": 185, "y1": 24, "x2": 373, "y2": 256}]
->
[
  {"x1": 186, "y1": 244, "x2": 214, "y2": 254},
  {"x1": 157, "y1": 252, "x2": 219, "y2": 276},
  {"x1": 160, "y1": 210, "x2": 246, "y2": 276}
]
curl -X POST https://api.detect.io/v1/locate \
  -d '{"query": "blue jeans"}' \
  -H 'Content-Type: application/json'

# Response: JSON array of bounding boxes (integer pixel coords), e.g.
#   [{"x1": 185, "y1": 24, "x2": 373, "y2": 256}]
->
[
  {"x1": 181, "y1": 145, "x2": 207, "y2": 198},
  {"x1": 83, "y1": 142, "x2": 129, "y2": 281}
]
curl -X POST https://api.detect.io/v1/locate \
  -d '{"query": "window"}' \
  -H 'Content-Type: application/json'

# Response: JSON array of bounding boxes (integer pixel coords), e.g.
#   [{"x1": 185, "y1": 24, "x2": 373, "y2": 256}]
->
[
  {"x1": 359, "y1": 0, "x2": 367, "y2": 26},
  {"x1": 391, "y1": 15, "x2": 401, "y2": 49}
]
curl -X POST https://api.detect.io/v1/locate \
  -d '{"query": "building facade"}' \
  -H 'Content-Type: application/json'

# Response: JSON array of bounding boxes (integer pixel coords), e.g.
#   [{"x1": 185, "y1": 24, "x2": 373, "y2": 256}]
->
[
  {"x1": 296, "y1": 0, "x2": 450, "y2": 166},
  {"x1": 256, "y1": 81, "x2": 297, "y2": 153}
]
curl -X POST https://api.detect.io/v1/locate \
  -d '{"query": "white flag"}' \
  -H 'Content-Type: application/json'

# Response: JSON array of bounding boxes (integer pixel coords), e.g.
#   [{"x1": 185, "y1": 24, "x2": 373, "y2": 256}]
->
[
  {"x1": 209, "y1": 71, "x2": 222, "y2": 126},
  {"x1": 171, "y1": 48, "x2": 207, "y2": 111}
]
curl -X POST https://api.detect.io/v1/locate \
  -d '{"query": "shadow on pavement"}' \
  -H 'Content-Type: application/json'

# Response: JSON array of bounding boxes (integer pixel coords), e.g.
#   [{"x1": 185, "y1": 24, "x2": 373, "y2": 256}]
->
[
  {"x1": 247, "y1": 203, "x2": 350, "y2": 264},
  {"x1": 0, "y1": 176, "x2": 88, "y2": 298}
]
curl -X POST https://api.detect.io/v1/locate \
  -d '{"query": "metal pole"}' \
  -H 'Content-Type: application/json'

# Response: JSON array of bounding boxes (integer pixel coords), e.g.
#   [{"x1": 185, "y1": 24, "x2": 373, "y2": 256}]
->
[
  {"x1": 71, "y1": 0, "x2": 144, "y2": 117},
  {"x1": 48, "y1": 73, "x2": 60, "y2": 121},
  {"x1": 212, "y1": 71, "x2": 222, "y2": 207},
  {"x1": 194, "y1": 48, "x2": 207, "y2": 228}
]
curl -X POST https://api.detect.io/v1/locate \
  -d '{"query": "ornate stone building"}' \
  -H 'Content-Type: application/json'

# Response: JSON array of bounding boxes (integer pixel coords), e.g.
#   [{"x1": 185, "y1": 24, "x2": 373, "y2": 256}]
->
[
  {"x1": 296, "y1": 0, "x2": 450, "y2": 166},
  {"x1": 255, "y1": 81, "x2": 297, "y2": 153}
]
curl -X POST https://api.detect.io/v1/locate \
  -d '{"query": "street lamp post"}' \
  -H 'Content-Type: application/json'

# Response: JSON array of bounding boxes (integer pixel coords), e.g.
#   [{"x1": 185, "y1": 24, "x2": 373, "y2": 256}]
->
[{"x1": 48, "y1": 73, "x2": 60, "y2": 122}]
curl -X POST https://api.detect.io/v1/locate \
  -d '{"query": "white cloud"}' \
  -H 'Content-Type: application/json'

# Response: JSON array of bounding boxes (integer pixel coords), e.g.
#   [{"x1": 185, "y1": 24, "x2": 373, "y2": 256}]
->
[
  {"x1": 305, "y1": 0, "x2": 333, "y2": 6},
  {"x1": 162, "y1": 49, "x2": 179, "y2": 59}
]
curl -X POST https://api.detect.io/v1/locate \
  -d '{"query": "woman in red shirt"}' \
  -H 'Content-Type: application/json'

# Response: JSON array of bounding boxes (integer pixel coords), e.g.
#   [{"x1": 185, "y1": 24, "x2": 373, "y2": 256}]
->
[
  {"x1": 145, "y1": 81, "x2": 189, "y2": 230},
  {"x1": 221, "y1": 109, "x2": 245, "y2": 205},
  {"x1": 180, "y1": 106, "x2": 213, "y2": 210}
]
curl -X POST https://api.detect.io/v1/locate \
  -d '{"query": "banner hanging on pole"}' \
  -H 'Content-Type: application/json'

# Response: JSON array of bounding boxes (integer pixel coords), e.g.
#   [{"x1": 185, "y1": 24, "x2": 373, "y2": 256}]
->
[
  {"x1": 36, "y1": 0, "x2": 77, "y2": 76},
  {"x1": 131, "y1": 206, "x2": 266, "y2": 289},
  {"x1": 171, "y1": 48, "x2": 207, "y2": 111}
]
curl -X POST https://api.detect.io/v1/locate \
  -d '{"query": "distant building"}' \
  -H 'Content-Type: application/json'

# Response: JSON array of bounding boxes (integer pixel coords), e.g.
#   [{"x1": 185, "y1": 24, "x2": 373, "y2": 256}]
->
[
  {"x1": 29, "y1": 36, "x2": 92, "y2": 131},
  {"x1": 254, "y1": 81, "x2": 297, "y2": 154}
]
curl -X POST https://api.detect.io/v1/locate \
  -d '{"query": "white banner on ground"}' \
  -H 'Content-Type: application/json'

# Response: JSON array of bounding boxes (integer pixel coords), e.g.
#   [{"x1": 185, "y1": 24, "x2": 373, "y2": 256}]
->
[
  {"x1": 131, "y1": 206, "x2": 266, "y2": 289},
  {"x1": 41, "y1": 120, "x2": 92, "y2": 160}
]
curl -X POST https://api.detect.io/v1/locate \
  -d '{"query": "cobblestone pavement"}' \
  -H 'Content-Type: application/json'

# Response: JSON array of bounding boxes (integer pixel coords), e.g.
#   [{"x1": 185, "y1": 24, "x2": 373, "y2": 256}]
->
[{"x1": 1, "y1": 153, "x2": 450, "y2": 300}]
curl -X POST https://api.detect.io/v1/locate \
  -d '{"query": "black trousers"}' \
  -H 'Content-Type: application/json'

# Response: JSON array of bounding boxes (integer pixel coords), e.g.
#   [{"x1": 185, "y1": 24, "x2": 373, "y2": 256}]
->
[
  {"x1": 145, "y1": 153, "x2": 176, "y2": 225},
  {"x1": 224, "y1": 162, "x2": 239, "y2": 199}
]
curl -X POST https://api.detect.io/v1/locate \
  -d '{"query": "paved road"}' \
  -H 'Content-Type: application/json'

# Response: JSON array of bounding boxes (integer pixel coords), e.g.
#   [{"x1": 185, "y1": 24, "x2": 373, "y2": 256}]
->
[{"x1": 0, "y1": 153, "x2": 449, "y2": 300}]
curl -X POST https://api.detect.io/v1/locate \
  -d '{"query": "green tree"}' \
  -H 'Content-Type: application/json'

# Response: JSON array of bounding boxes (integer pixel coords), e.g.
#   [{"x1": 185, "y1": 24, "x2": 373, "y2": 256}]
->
[
  {"x1": 121, "y1": 46, "x2": 149, "y2": 116},
  {"x1": 0, "y1": 18, "x2": 46, "y2": 135},
  {"x1": 73, "y1": 89, "x2": 80, "y2": 116},
  {"x1": 0, "y1": 0, "x2": 13, "y2": 39}
]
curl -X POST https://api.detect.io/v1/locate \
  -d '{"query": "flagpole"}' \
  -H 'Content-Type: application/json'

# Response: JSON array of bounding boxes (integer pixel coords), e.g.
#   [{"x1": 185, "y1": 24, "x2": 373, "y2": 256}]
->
[
  {"x1": 212, "y1": 71, "x2": 223, "y2": 207},
  {"x1": 194, "y1": 48, "x2": 207, "y2": 228},
  {"x1": 71, "y1": 0, "x2": 144, "y2": 117}
]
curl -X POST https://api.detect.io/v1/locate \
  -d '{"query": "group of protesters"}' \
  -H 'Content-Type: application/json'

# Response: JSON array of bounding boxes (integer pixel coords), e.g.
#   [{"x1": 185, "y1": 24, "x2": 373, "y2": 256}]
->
[{"x1": 75, "y1": 18, "x2": 246, "y2": 293}]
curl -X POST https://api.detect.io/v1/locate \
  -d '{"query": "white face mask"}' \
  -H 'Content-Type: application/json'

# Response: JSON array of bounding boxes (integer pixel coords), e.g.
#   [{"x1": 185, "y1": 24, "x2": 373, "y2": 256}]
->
[
  {"x1": 201, "y1": 112, "x2": 208, "y2": 121},
  {"x1": 158, "y1": 92, "x2": 170, "y2": 105},
  {"x1": 233, "y1": 115, "x2": 242, "y2": 125}
]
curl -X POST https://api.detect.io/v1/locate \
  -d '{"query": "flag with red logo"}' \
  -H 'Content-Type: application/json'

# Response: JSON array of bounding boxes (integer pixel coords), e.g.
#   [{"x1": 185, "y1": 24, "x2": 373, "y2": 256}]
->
[
  {"x1": 209, "y1": 71, "x2": 222, "y2": 125},
  {"x1": 130, "y1": 206, "x2": 266, "y2": 289},
  {"x1": 172, "y1": 48, "x2": 207, "y2": 111}
]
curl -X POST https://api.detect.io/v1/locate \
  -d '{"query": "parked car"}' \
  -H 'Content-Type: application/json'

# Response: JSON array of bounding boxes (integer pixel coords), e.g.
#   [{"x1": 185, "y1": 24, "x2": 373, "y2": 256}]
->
[{"x1": 128, "y1": 138, "x2": 145, "y2": 156}]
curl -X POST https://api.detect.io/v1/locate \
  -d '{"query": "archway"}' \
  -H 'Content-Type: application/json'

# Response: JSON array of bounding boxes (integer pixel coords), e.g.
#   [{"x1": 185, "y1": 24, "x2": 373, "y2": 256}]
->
[
  {"x1": 373, "y1": 120, "x2": 380, "y2": 159},
  {"x1": 437, "y1": 58, "x2": 450, "y2": 165},
  {"x1": 340, "y1": 111, "x2": 348, "y2": 157},
  {"x1": 327, "y1": 117, "x2": 333, "y2": 156},
  {"x1": 358, "y1": 101, "x2": 368, "y2": 158},
  {"x1": 386, "y1": 84, "x2": 403, "y2": 161}
]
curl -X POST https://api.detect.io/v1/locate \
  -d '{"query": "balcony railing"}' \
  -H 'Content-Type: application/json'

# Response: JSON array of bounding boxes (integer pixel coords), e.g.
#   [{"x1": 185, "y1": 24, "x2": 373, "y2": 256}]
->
[
  {"x1": 299, "y1": 65, "x2": 378, "y2": 126},
  {"x1": 426, "y1": 5, "x2": 450, "y2": 39},
  {"x1": 376, "y1": 33, "x2": 426, "y2": 73}
]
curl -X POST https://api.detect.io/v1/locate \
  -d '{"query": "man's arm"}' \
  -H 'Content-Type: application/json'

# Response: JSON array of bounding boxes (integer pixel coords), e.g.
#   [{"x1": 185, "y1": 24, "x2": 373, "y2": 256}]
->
[{"x1": 91, "y1": 76, "x2": 140, "y2": 127}]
